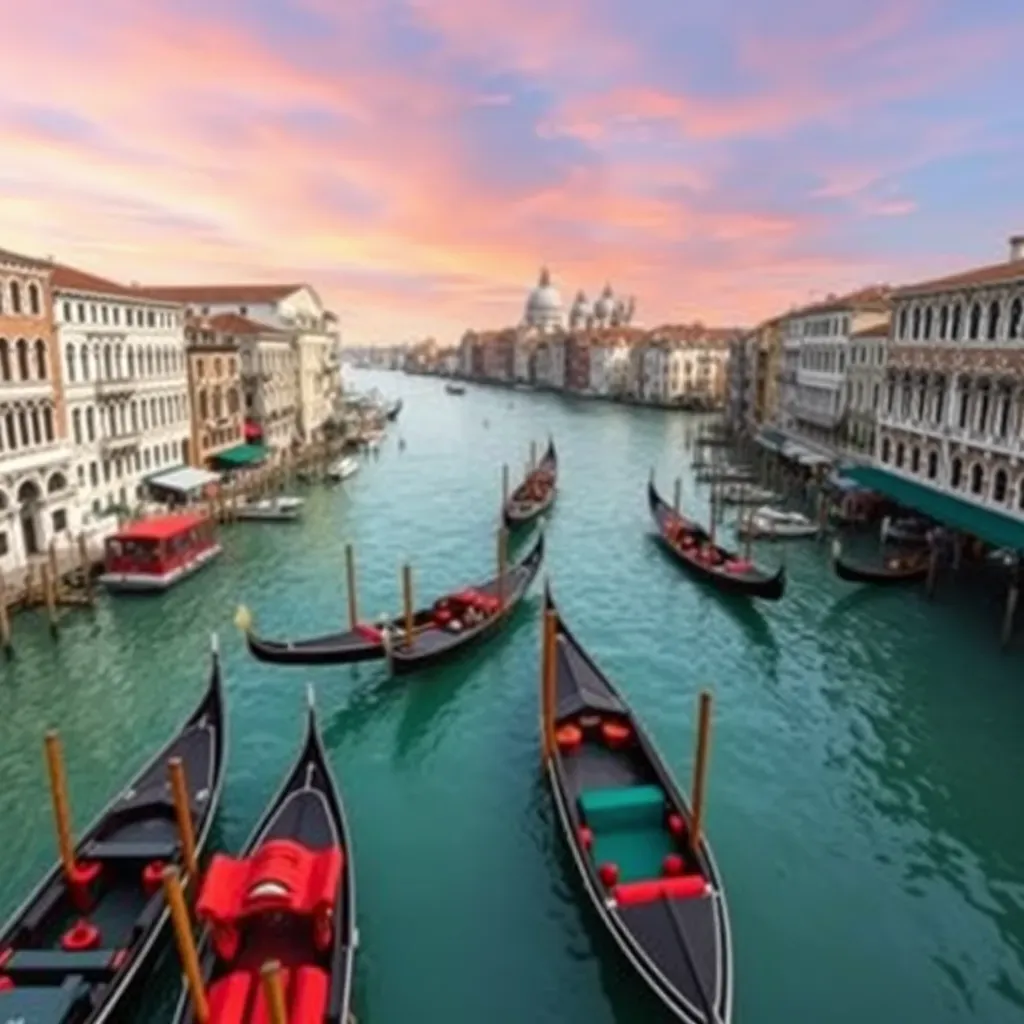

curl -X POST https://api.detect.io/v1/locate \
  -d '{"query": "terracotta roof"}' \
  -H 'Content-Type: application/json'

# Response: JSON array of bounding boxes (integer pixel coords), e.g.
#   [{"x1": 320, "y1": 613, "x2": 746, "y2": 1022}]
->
[
  {"x1": 50, "y1": 263, "x2": 183, "y2": 305},
  {"x1": 0, "y1": 247, "x2": 51, "y2": 271},
  {"x1": 851, "y1": 322, "x2": 891, "y2": 339},
  {"x1": 196, "y1": 312, "x2": 290, "y2": 336},
  {"x1": 893, "y1": 258, "x2": 1024, "y2": 299},
  {"x1": 143, "y1": 284, "x2": 302, "y2": 303},
  {"x1": 793, "y1": 285, "x2": 891, "y2": 317}
]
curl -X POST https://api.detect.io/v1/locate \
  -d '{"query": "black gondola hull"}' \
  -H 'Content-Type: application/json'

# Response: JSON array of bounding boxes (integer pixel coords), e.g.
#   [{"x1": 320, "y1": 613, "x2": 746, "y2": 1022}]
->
[
  {"x1": 171, "y1": 696, "x2": 355, "y2": 1024},
  {"x1": 647, "y1": 479, "x2": 785, "y2": 601},
  {"x1": 503, "y1": 439, "x2": 558, "y2": 529},
  {"x1": 541, "y1": 592, "x2": 732, "y2": 1023},
  {"x1": 0, "y1": 645, "x2": 228, "y2": 1024},
  {"x1": 834, "y1": 555, "x2": 928, "y2": 585}
]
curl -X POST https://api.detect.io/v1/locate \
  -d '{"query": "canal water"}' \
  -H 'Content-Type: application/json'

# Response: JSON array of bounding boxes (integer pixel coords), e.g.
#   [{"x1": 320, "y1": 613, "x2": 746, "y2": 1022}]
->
[{"x1": 3, "y1": 368, "x2": 1024, "y2": 1024}]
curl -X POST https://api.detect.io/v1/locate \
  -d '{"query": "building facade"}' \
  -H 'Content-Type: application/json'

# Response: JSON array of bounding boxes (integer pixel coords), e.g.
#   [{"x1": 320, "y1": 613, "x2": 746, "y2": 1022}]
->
[
  {"x1": 0, "y1": 249, "x2": 76, "y2": 573},
  {"x1": 144, "y1": 284, "x2": 341, "y2": 444},
  {"x1": 844, "y1": 323, "x2": 888, "y2": 458},
  {"x1": 184, "y1": 315, "x2": 245, "y2": 467},
  {"x1": 231, "y1": 317, "x2": 300, "y2": 454},
  {"x1": 876, "y1": 236, "x2": 1024, "y2": 515},
  {"x1": 55, "y1": 266, "x2": 191, "y2": 524},
  {"x1": 778, "y1": 288, "x2": 890, "y2": 454}
]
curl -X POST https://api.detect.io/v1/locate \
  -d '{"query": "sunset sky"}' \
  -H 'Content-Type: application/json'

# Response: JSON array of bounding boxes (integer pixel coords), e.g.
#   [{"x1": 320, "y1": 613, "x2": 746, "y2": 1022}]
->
[{"x1": 1, "y1": 0, "x2": 1021, "y2": 345}]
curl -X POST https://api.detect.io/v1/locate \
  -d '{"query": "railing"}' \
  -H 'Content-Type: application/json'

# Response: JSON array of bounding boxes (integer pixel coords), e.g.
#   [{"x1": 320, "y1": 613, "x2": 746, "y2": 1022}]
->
[
  {"x1": 99, "y1": 431, "x2": 142, "y2": 454},
  {"x1": 94, "y1": 378, "x2": 136, "y2": 398}
]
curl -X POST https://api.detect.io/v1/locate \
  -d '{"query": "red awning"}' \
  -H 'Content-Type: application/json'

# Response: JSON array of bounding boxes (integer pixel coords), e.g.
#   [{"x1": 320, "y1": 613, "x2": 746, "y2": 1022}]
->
[{"x1": 244, "y1": 420, "x2": 263, "y2": 442}]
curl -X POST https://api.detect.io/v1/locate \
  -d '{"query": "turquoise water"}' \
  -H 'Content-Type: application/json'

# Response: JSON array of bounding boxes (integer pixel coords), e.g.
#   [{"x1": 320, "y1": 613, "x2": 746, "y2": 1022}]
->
[{"x1": 3, "y1": 367, "x2": 1024, "y2": 1023}]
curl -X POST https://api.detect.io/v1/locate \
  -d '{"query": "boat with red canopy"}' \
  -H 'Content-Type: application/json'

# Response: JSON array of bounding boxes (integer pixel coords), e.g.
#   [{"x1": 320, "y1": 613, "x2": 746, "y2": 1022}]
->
[
  {"x1": 169, "y1": 688, "x2": 355, "y2": 1024},
  {"x1": 98, "y1": 513, "x2": 221, "y2": 593}
]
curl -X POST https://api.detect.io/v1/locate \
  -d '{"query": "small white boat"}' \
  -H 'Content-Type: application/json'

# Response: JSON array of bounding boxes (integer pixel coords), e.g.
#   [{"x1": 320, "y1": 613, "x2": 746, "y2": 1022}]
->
[
  {"x1": 236, "y1": 496, "x2": 305, "y2": 522},
  {"x1": 326, "y1": 456, "x2": 360, "y2": 482},
  {"x1": 738, "y1": 506, "x2": 820, "y2": 539}
]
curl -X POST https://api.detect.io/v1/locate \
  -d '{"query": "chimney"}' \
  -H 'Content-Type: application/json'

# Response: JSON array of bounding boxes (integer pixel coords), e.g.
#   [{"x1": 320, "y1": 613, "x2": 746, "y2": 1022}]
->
[{"x1": 1010, "y1": 235, "x2": 1024, "y2": 263}]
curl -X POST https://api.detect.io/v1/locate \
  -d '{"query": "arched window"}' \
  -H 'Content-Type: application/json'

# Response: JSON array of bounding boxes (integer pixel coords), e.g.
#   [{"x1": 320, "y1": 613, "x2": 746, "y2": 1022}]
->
[
  {"x1": 43, "y1": 406, "x2": 53, "y2": 442},
  {"x1": 66, "y1": 343, "x2": 76, "y2": 382},
  {"x1": 72, "y1": 408, "x2": 82, "y2": 445},
  {"x1": 4, "y1": 412, "x2": 14, "y2": 449},
  {"x1": 969, "y1": 302, "x2": 981, "y2": 339},
  {"x1": 911, "y1": 446, "x2": 920, "y2": 473},
  {"x1": 130, "y1": 401, "x2": 138, "y2": 431},
  {"x1": 912, "y1": 308, "x2": 921, "y2": 339},
  {"x1": 895, "y1": 442, "x2": 905, "y2": 468},
  {"x1": 85, "y1": 406, "x2": 95, "y2": 442},
  {"x1": 127, "y1": 348, "x2": 135, "y2": 377},
  {"x1": 951, "y1": 303, "x2": 962, "y2": 340},
  {"x1": 9, "y1": 281, "x2": 21, "y2": 314},
  {"x1": 16, "y1": 339, "x2": 29, "y2": 379},
  {"x1": 951, "y1": 457, "x2": 963, "y2": 488},
  {"x1": 103, "y1": 346, "x2": 112, "y2": 379},
  {"x1": 199, "y1": 390, "x2": 208, "y2": 419},
  {"x1": 27, "y1": 282, "x2": 40, "y2": 315},
  {"x1": 0, "y1": 339, "x2": 9, "y2": 381},
  {"x1": 146, "y1": 349, "x2": 154, "y2": 375},
  {"x1": 115, "y1": 345, "x2": 123, "y2": 378},
  {"x1": 1010, "y1": 298, "x2": 1023, "y2": 339},
  {"x1": 988, "y1": 300, "x2": 1001, "y2": 340},
  {"x1": 923, "y1": 308, "x2": 932, "y2": 339},
  {"x1": 898, "y1": 308, "x2": 908, "y2": 339},
  {"x1": 939, "y1": 305, "x2": 949, "y2": 339},
  {"x1": 927, "y1": 451, "x2": 938, "y2": 479},
  {"x1": 994, "y1": 468, "x2": 1008, "y2": 503},
  {"x1": 30, "y1": 408, "x2": 41, "y2": 444},
  {"x1": 34, "y1": 340, "x2": 46, "y2": 379},
  {"x1": 80, "y1": 344, "x2": 90, "y2": 380},
  {"x1": 970, "y1": 463, "x2": 984, "y2": 495}
]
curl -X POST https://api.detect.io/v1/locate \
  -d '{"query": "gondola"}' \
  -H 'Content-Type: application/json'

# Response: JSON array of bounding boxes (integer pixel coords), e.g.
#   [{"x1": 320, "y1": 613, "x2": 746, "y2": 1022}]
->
[
  {"x1": 385, "y1": 398, "x2": 403, "y2": 422},
  {"x1": 647, "y1": 476, "x2": 785, "y2": 601},
  {"x1": 0, "y1": 637, "x2": 228, "y2": 1024},
  {"x1": 239, "y1": 529, "x2": 545, "y2": 670},
  {"x1": 831, "y1": 539, "x2": 929, "y2": 585},
  {"x1": 171, "y1": 688, "x2": 355, "y2": 1024},
  {"x1": 540, "y1": 589, "x2": 733, "y2": 1023},
  {"x1": 503, "y1": 439, "x2": 558, "y2": 529}
]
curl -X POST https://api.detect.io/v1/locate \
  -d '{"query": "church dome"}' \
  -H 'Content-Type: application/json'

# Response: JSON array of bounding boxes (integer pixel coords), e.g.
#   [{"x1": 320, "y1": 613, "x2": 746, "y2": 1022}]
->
[
  {"x1": 524, "y1": 267, "x2": 564, "y2": 328},
  {"x1": 594, "y1": 283, "x2": 616, "y2": 321}
]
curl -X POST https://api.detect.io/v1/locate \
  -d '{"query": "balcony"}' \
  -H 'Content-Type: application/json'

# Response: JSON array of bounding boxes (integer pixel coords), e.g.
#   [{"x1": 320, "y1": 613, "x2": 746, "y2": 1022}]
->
[
  {"x1": 94, "y1": 378, "x2": 136, "y2": 399},
  {"x1": 100, "y1": 431, "x2": 142, "y2": 455}
]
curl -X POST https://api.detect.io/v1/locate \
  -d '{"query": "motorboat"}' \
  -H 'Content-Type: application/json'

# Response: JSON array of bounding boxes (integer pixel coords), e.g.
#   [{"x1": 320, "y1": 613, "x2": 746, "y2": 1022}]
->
[
  {"x1": 326, "y1": 456, "x2": 360, "y2": 482},
  {"x1": 235, "y1": 496, "x2": 304, "y2": 522},
  {"x1": 446, "y1": 382, "x2": 467, "y2": 396},
  {"x1": 880, "y1": 515, "x2": 931, "y2": 547},
  {"x1": 737, "y1": 506, "x2": 819, "y2": 540}
]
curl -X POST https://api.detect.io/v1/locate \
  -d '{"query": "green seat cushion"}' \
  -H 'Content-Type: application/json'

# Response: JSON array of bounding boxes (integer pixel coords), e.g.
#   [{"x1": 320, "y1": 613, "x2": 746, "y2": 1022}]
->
[{"x1": 577, "y1": 784, "x2": 665, "y2": 832}]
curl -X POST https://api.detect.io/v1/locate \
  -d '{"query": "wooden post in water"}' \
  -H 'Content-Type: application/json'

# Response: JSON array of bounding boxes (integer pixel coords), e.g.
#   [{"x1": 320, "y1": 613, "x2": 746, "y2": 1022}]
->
[
  {"x1": 743, "y1": 508, "x2": 754, "y2": 562},
  {"x1": 501, "y1": 463, "x2": 509, "y2": 509},
  {"x1": 1002, "y1": 568, "x2": 1020, "y2": 650},
  {"x1": 673, "y1": 477, "x2": 682, "y2": 513},
  {"x1": 0, "y1": 571, "x2": 11, "y2": 658},
  {"x1": 529, "y1": 440, "x2": 537, "y2": 471},
  {"x1": 41, "y1": 564, "x2": 58, "y2": 637},
  {"x1": 345, "y1": 544, "x2": 359, "y2": 630},
  {"x1": 260, "y1": 961, "x2": 288, "y2": 1024},
  {"x1": 48, "y1": 539, "x2": 60, "y2": 598},
  {"x1": 402, "y1": 564, "x2": 414, "y2": 647},
  {"x1": 541, "y1": 608, "x2": 558, "y2": 765},
  {"x1": 25, "y1": 561, "x2": 37, "y2": 605},
  {"x1": 43, "y1": 731, "x2": 77, "y2": 883},
  {"x1": 925, "y1": 539, "x2": 940, "y2": 599},
  {"x1": 162, "y1": 867, "x2": 209, "y2": 1024},
  {"x1": 168, "y1": 757, "x2": 198, "y2": 880},
  {"x1": 689, "y1": 691, "x2": 713, "y2": 853},
  {"x1": 496, "y1": 527, "x2": 508, "y2": 610}
]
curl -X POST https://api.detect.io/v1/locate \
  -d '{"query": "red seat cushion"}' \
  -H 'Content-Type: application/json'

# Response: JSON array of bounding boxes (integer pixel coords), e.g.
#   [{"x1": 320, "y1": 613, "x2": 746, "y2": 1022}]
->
[
  {"x1": 354, "y1": 624, "x2": 382, "y2": 642},
  {"x1": 208, "y1": 971, "x2": 253, "y2": 1023},
  {"x1": 290, "y1": 965, "x2": 330, "y2": 1023},
  {"x1": 613, "y1": 873, "x2": 708, "y2": 906},
  {"x1": 250, "y1": 967, "x2": 290, "y2": 1024}
]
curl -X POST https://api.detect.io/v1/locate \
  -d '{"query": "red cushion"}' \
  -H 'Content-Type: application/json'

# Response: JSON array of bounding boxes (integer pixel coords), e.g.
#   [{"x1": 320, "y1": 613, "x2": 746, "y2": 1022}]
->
[
  {"x1": 724, "y1": 559, "x2": 752, "y2": 574},
  {"x1": 208, "y1": 971, "x2": 252, "y2": 1022},
  {"x1": 354, "y1": 624, "x2": 382, "y2": 642},
  {"x1": 613, "y1": 873, "x2": 708, "y2": 906},
  {"x1": 291, "y1": 965, "x2": 330, "y2": 1023}
]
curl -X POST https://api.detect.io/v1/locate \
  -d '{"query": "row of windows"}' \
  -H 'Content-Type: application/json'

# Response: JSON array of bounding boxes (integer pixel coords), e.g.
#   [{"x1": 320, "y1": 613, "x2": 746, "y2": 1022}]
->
[
  {"x1": 0, "y1": 474, "x2": 66, "y2": 512},
  {"x1": 59, "y1": 300, "x2": 181, "y2": 331},
  {"x1": 880, "y1": 439, "x2": 1024, "y2": 511},
  {"x1": 787, "y1": 315, "x2": 852, "y2": 339},
  {"x1": 0, "y1": 278, "x2": 43, "y2": 318},
  {"x1": 196, "y1": 386, "x2": 241, "y2": 421},
  {"x1": 0, "y1": 403, "x2": 56, "y2": 452},
  {"x1": 202, "y1": 426, "x2": 241, "y2": 451},
  {"x1": 895, "y1": 296, "x2": 1024, "y2": 344},
  {"x1": 0, "y1": 338, "x2": 49, "y2": 382},
  {"x1": 78, "y1": 440, "x2": 191, "y2": 512},
  {"x1": 70, "y1": 395, "x2": 187, "y2": 446},
  {"x1": 194, "y1": 356, "x2": 238, "y2": 379},
  {"x1": 884, "y1": 379, "x2": 1022, "y2": 441},
  {"x1": 64, "y1": 342, "x2": 184, "y2": 383}
]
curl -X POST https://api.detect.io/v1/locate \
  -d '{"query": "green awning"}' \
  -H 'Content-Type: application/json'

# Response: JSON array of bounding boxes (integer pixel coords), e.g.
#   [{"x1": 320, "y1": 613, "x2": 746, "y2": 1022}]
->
[
  {"x1": 211, "y1": 443, "x2": 268, "y2": 468},
  {"x1": 844, "y1": 466, "x2": 1024, "y2": 552}
]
